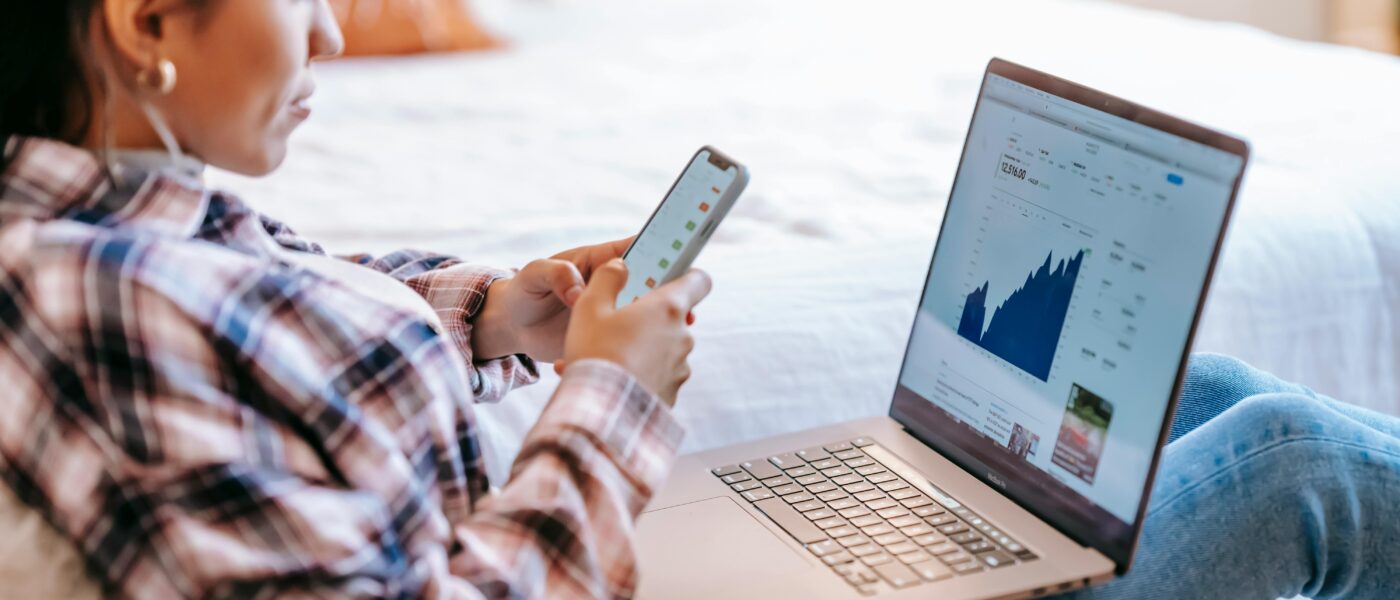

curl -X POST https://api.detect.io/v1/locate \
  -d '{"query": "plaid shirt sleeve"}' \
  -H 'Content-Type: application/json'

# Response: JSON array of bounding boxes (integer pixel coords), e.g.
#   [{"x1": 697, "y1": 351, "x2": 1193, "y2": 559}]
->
[
  {"x1": 0, "y1": 140, "x2": 685, "y2": 599},
  {"x1": 260, "y1": 214, "x2": 537, "y2": 403}
]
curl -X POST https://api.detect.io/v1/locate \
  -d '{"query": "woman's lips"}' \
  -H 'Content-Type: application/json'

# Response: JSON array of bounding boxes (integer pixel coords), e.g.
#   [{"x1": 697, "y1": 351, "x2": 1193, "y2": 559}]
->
[{"x1": 289, "y1": 97, "x2": 312, "y2": 120}]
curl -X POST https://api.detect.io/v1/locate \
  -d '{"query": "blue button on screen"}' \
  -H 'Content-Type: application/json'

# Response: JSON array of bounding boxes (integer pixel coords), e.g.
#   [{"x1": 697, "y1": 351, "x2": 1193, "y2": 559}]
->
[{"x1": 1167, "y1": 173, "x2": 1184, "y2": 185}]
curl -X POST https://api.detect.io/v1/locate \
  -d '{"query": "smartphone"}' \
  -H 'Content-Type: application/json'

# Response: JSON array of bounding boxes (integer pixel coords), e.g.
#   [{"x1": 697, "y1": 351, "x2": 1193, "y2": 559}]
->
[{"x1": 617, "y1": 146, "x2": 749, "y2": 308}]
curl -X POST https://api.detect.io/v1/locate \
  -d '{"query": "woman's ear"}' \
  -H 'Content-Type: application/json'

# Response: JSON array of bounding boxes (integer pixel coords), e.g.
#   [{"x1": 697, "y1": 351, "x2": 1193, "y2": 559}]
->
[{"x1": 100, "y1": 0, "x2": 184, "y2": 68}]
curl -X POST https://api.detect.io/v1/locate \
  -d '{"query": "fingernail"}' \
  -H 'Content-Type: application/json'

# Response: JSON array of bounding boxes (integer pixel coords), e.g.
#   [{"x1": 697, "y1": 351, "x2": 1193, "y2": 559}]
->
[{"x1": 565, "y1": 286, "x2": 583, "y2": 305}]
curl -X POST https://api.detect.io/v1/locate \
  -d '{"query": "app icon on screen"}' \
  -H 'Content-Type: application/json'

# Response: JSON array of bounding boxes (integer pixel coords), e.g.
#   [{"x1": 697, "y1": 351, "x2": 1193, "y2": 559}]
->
[
  {"x1": 685, "y1": 221, "x2": 697, "y2": 231},
  {"x1": 659, "y1": 258, "x2": 670, "y2": 268},
  {"x1": 645, "y1": 277, "x2": 656, "y2": 289},
  {"x1": 699, "y1": 202, "x2": 711, "y2": 213},
  {"x1": 672, "y1": 240, "x2": 683, "y2": 250}
]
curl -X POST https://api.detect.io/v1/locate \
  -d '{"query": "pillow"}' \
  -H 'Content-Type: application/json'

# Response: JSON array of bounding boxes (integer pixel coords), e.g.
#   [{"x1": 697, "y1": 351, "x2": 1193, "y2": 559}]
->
[{"x1": 329, "y1": 0, "x2": 500, "y2": 56}]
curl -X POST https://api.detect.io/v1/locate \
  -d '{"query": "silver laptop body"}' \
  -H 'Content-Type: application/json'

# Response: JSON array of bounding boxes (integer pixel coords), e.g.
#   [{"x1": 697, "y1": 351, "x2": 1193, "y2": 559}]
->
[{"x1": 636, "y1": 58, "x2": 1250, "y2": 599}]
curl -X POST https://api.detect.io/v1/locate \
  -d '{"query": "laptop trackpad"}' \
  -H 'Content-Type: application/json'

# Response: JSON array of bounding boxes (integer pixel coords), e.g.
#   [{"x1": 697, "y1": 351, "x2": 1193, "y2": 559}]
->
[{"x1": 636, "y1": 497, "x2": 815, "y2": 599}]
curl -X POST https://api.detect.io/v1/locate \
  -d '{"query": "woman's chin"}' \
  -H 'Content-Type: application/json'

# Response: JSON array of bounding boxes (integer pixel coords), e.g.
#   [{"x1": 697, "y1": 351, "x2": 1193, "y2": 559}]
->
[{"x1": 220, "y1": 141, "x2": 289, "y2": 177}]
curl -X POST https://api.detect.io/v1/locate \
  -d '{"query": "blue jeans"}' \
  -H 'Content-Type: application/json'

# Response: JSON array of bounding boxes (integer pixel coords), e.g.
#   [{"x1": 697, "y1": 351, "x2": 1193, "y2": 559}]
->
[{"x1": 1062, "y1": 354, "x2": 1400, "y2": 600}]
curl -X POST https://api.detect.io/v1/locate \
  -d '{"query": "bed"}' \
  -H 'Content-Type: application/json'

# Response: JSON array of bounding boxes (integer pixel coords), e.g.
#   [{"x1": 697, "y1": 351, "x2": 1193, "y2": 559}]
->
[{"x1": 202, "y1": 0, "x2": 1400, "y2": 487}]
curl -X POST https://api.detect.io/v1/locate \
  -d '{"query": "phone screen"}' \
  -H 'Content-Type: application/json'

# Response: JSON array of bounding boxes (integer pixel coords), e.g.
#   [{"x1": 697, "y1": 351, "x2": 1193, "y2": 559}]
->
[{"x1": 619, "y1": 149, "x2": 741, "y2": 307}]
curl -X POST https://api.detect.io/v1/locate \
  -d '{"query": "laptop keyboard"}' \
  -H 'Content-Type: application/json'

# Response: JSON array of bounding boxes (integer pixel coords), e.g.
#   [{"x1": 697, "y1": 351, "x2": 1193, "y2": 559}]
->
[{"x1": 711, "y1": 437, "x2": 1037, "y2": 596}]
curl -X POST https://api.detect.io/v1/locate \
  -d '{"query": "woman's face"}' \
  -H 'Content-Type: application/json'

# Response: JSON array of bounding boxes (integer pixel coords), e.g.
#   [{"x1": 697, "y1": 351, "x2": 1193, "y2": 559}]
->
[{"x1": 122, "y1": 0, "x2": 343, "y2": 175}]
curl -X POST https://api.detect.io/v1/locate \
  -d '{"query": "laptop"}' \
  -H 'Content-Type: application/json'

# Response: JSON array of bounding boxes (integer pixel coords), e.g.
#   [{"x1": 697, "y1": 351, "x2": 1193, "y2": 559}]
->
[{"x1": 634, "y1": 58, "x2": 1250, "y2": 599}]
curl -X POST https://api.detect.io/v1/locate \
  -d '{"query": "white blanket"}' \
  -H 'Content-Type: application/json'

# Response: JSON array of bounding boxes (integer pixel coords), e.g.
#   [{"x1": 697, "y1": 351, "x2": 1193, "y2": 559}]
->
[{"x1": 207, "y1": 0, "x2": 1400, "y2": 485}]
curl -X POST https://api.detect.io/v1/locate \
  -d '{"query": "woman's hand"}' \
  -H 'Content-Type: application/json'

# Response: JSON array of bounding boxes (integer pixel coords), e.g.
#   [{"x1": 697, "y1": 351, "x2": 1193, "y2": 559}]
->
[
  {"x1": 473, "y1": 237, "x2": 664, "y2": 362},
  {"x1": 560, "y1": 259, "x2": 712, "y2": 405}
]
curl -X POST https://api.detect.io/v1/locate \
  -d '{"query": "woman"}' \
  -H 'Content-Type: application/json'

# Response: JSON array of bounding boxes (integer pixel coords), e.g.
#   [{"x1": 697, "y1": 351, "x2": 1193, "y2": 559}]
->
[
  {"x1": 3, "y1": 2, "x2": 1399, "y2": 600},
  {"x1": 2, "y1": 0, "x2": 707, "y2": 597}
]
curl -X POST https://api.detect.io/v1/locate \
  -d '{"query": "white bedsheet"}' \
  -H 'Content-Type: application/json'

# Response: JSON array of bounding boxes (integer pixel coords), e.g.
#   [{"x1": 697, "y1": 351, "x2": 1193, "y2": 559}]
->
[{"x1": 209, "y1": 0, "x2": 1400, "y2": 484}]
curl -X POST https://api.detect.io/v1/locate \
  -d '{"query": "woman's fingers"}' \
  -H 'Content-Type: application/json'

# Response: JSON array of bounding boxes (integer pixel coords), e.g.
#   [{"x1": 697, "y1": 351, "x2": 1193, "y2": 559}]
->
[
  {"x1": 578, "y1": 259, "x2": 629, "y2": 316},
  {"x1": 654, "y1": 269, "x2": 713, "y2": 318},
  {"x1": 523, "y1": 259, "x2": 585, "y2": 306}
]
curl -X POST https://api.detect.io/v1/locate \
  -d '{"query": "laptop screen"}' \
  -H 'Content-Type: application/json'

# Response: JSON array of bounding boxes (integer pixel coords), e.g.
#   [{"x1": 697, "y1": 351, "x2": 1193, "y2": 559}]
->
[{"x1": 891, "y1": 64, "x2": 1245, "y2": 566}]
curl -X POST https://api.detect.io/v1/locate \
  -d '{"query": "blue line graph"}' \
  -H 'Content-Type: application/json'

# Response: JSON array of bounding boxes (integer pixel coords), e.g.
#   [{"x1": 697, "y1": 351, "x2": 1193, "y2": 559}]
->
[{"x1": 958, "y1": 250, "x2": 1085, "y2": 381}]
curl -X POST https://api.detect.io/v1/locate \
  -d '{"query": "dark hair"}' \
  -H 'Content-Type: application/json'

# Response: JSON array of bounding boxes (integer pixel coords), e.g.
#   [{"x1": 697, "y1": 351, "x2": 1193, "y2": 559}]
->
[{"x1": 0, "y1": 1, "x2": 103, "y2": 143}]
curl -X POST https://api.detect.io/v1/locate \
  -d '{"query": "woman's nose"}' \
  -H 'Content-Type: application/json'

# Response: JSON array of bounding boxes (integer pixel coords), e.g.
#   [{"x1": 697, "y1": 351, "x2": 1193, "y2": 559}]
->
[{"x1": 310, "y1": 0, "x2": 346, "y2": 61}]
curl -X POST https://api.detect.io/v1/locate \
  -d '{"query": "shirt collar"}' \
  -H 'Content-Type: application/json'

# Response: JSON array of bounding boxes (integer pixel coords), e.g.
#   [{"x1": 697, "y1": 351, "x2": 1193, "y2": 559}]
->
[{"x1": 0, "y1": 136, "x2": 210, "y2": 239}]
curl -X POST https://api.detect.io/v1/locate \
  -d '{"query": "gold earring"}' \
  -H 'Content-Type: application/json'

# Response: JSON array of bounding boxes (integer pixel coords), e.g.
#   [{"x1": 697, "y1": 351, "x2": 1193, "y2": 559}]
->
[{"x1": 136, "y1": 56, "x2": 177, "y2": 95}]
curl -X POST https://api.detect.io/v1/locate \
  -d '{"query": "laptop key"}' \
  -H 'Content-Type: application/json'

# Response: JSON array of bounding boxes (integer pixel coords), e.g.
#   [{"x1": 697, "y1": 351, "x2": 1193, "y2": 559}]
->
[
  {"x1": 792, "y1": 500, "x2": 824, "y2": 512},
  {"x1": 887, "y1": 515, "x2": 921, "y2": 528},
  {"x1": 912, "y1": 559, "x2": 954, "y2": 582},
  {"x1": 769, "y1": 453, "x2": 804, "y2": 470},
  {"x1": 838, "y1": 506, "x2": 872, "y2": 519},
  {"x1": 837, "y1": 534, "x2": 872, "y2": 548},
  {"x1": 886, "y1": 541, "x2": 921, "y2": 556},
  {"x1": 822, "y1": 551, "x2": 856, "y2": 566},
  {"x1": 820, "y1": 490, "x2": 852, "y2": 503},
  {"x1": 805, "y1": 508, "x2": 837, "y2": 521},
  {"x1": 888, "y1": 488, "x2": 919, "y2": 500},
  {"x1": 808, "y1": 539, "x2": 841, "y2": 556},
  {"x1": 810, "y1": 458, "x2": 841, "y2": 470},
  {"x1": 796, "y1": 474, "x2": 826, "y2": 486},
  {"x1": 937, "y1": 523, "x2": 968, "y2": 536},
  {"x1": 912, "y1": 505, "x2": 945, "y2": 517},
  {"x1": 877, "y1": 480, "x2": 910, "y2": 492},
  {"x1": 939, "y1": 551, "x2": 973, "y2": 565},
  {"x1": 897, "y1": 550, "x2": 933, "y2": 564},
  {"x1": 860, "y1": 553, "x2": 893, "y2": 567},
  {"x1": 848, "y1": 543, "x2": 882, "y2": 557},
  {"x1": 926, "y1": 514, "x2": 958, "y2": 527},
  {"x1": 867, "y1": 472, "x2": 897, "y2": 484},
  {"x1": 952, "y1": 561, "x2": 985, "y2": 575},
  {"x1": 965, "y1": 541, "x2": 997, "y2": 554},
  {"x1": 826, "y1": 525, "x2": 858, "y2": 538},
  {"x1": 911, "y1": 533, "x2": 944, "y2": 546},
  {"x1": 843, "y1": 482, "x2": 875, "y2": 494},
  {"x1": 833, "y1": 449, "x2": 864, "y2": 461},
  {"x1": 720, "y1": 472, "x2": 751, "y2": 485},
  {"x1": 872, "y1": 562, "x2": 921, "y2": 589},
  {"x1": 877, "y1": 507, "x2": 910, "y2": 520},
  {"x1": 821, "y1": 466, "x2": 853, "y2": 477},
  {"x1": 872, "y1": 532, "x2": 907, "y2": 546},
  {"x1": 730, "y1": 481, "x2": 762, "y2": 492},
  {"x1": 926, "y1": 542, "x2": 960, "y2": 555},
  {"x1": 861, "y1": 523, "x2": 895, "y2": 536},
  {"x1": 850, "y1": 514, "x2": 882, "y2": 527},
  {"x1": 741, "y1": 460, "x2": 782, "y2": 480},
  {"x1": 771, "y1": 484, "x2": 803, "y2": 496},
  {"x1": 855, "y1": 464, "x2": 887, "y2": 476},
  {"x1": 806, "y1": 482, "x2": 838, "y2": 494},
  {"x1": 753, "y1": 498, "x2": 827, "y2": 544},
  {"x1": 784, "y1": 492, "x2": 816, "y2": 504},
  {"x1": 900, "y1": 524, "x2": 935, "y2": 537},
  {"x1": 845, "y1": 457, "x2": 876, "y2": 469},
  {"x1": 762, "y1": 476, "x2": 794, "y2": 488},
  {"x1": 797, "y1": 446, "x2": 833, "y2": 462},
  {"x1": 828, "y1": 497, "x2": 859, "y2": 510},
  {"x1": 950, "y1": 532, "x2": 981, "y2": 545},
  {"x1": 741, "y1": 489, "x2": 775, "y2": 502},
  {"x1": 865, "y1": 498, "x2": 897, "y2": 511},
  {"x1": 851, "y1": 437, "x2": 875, "y2": 447},
  {"x1": 901, "y1": 496, "x2": 934, "y2": 509},
  {"x1": 833, "y1": 474, "x2": 863, "y2": 486},
  {"x1": 824, "y1": 441, "x2": 855, "y2": 453},
  {"x1": 815, "y1": 517, "x2": 847, "y2": 529},
  {"x1": 786, "y1": 466, "x2": 818, "y2": 478},
  {"x1": 712, "y1": 465, "x2": 742, "y2": 477},
  {"x1": 853, "y1": 490, "x2": 886, "y2": 502}
]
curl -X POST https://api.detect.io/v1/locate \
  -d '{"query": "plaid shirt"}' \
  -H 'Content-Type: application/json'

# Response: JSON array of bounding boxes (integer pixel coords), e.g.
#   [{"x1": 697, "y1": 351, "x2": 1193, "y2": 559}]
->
[{"x1": 0, "y1": 137, "x2": 683, "y2": 599}]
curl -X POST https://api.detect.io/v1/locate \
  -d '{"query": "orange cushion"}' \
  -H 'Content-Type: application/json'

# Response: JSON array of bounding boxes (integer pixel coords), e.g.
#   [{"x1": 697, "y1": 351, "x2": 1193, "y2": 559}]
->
[{"x1": 329, "y1": 0, "x2": 500, "y2": 57}]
